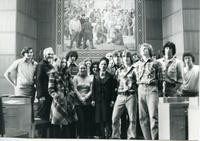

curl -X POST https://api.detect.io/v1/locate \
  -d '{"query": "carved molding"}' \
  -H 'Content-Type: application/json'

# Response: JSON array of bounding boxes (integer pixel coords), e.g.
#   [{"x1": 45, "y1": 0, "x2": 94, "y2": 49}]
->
[
  {"x1": 56, "y1": 0, "x2": 64, "y2": 53},
  {"x1": 136, "y1": 0, "x2": 145, "y2": 48}
]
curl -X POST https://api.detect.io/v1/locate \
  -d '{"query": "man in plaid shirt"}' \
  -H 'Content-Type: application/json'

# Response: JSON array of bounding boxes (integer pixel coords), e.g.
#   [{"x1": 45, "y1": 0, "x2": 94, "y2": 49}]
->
[{"x1": 135, "y1": 43, "x2": 163, "y2": 140}]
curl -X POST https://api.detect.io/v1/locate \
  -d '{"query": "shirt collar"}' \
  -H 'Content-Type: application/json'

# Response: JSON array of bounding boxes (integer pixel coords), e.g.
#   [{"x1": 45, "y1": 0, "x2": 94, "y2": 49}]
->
[
  {"x1": 67, "y1": 61, "x2": 78, "y2": 67},
  {"x1": 140, "y1": 58, "x2": 152, "y2": 63},
  {"x1": 23, "y1": 57, "x2": 34, "y2": 64},
  {"x1": 163, "y1": 56, "x2": 176, "y2": 62}
]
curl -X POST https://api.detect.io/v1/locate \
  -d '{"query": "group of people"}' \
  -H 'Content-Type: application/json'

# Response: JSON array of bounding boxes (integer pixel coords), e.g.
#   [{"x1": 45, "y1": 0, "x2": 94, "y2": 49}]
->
[{"x1": 4, "y1": 41, "x2": 199, "y2": 139}]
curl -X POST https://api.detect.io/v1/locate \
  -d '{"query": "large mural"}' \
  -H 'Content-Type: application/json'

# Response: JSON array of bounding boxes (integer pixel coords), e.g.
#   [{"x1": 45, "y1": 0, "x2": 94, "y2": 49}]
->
[{"x1": 63, "y1": 0, "x2": 135, "y2": 50}]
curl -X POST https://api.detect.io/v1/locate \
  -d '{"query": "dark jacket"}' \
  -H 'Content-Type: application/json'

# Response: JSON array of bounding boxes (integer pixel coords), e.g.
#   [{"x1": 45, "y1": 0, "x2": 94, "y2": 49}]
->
[
  {"x1": 92, "y1": 71, "x2": 116, "y2": 123},
  {"x1": 35, "y1": 60, "x2": 54, "y2": 121},
  {"x1": 36, "y1": 60, "x2": 54, "y2": 99}
]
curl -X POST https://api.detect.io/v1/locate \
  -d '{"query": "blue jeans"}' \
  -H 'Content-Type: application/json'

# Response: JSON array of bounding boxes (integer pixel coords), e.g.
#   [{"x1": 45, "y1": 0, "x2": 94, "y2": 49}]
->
[
  {"x1": 112, "y1": 94, "x2": 137, "y2": 139},
  {"x1": 138, "y1": 84, "x2": 159, "y2": 140}
]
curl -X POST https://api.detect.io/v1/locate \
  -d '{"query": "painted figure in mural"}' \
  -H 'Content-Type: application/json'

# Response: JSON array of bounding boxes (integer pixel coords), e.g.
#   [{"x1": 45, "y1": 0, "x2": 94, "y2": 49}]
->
[
  {"x1": 95, "y1": 20, "x2": 107, "y2": 45},
  {"x1": 69, "y1": 15, "x2": 82, "y2": 49},
  {"x1": 110, "y1": 28, "x2": 124, "y2": 45},
  {"x1": 82, "y1": 17, "x2": 95, "y2": 49}
]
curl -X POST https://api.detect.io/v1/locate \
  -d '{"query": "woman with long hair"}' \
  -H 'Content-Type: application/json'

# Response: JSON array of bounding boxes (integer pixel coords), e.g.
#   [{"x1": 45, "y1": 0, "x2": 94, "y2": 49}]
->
[
  {"x1": 73, "y1": 62, "x2": 94, "y2": 138},
  {"x1": 48, "y1": 56, "x2": 77, "y2": 138}
]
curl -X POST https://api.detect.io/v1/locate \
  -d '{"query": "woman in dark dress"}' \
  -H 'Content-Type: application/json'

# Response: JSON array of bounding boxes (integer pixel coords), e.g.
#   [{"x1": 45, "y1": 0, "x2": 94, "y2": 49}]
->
[{"x1": 91, "y1": 57, "x2": 116, "y2": 139}]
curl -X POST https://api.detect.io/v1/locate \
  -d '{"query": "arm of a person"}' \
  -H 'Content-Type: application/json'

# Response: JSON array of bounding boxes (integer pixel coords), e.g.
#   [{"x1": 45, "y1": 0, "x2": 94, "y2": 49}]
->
[
  {"x1": 176, "y1": 61, "x2": 183, "y2": 93},
  {"x1": 4, "y1": 71, "x2": 16, "y2": 87},
  {"x1": 35, "y1": 64, "x2": 46, "y2": 99},
  {"x1": 110, "y1": 74, "x2": 117, "y2": 101},
  {"x1": 4, "y1": 60, "x2": 19, "y2": 87},
  {"x1": 73, "y1": 76, "x2": 84, "y2": 101},
  {"x1": 156, "y1": 61, "x2": 163, "y2": 95},
  {"x1": 48, "y1": 71, "x2": 57, "y2": 98},
  {"x1": 91, "y1": 76, "x2": 97, "y2": 102},
  {"x1": 176, "y1": 61, "x2": 183, "y2": 85},
  {"x1": 85, "y1": 76, "x2": 94, "y2": 99}
]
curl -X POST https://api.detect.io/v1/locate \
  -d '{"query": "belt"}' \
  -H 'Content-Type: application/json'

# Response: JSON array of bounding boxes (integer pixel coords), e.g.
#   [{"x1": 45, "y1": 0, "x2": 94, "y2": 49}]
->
[
  {"x1": 139, "y1": 82, "x2": 157, "y2": 86},
  {"x1": 165, "y1": 82, "x2": 176, "y2": 88},
  {"x1": 182, "y1": 90, "x2": 198, "y2": 97},
  {"x1": 118, "y1": 91, "x2": 135, "y2": 96}
]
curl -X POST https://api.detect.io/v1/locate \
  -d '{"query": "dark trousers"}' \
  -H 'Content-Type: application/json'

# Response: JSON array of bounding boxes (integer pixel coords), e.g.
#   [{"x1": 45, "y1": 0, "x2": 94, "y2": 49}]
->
[
  {"x1": 96, "y1": 122, "x2": 110, "y2": 139},
  {"x1": 35, "y1": 98, "x2": 52, "y2": 138},
  {"x1": 120, "y1": 109, "x2": 129, "y2": 139},
  {"x1": 50, "y1": 124, "x2": 76, "y2": 138},
  {"x1": 76, "y1": 105, "x2": 93, "y2": 138}
]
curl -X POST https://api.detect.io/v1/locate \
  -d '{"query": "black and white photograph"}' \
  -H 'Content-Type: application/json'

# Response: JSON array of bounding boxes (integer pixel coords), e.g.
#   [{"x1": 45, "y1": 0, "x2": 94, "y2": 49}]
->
[{"x1": 0, "y1": 0, "x2": 199, "y2": 140}]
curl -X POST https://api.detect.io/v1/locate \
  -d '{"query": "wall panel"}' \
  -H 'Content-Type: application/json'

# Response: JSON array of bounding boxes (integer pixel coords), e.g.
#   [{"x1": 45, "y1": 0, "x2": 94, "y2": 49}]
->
[
  {"x1": 0, "y1": 55, "x2": 15, "y2": 95},
  {"x1": 0, "y1": 11, "x2": 16, "y2": 32},
  {"x1": 162, "y1": 10, "x2": 183, "y2": 38},
  {"x1": 182, "y1": 0, "x2": 200, "y2": 9},
  {"x1": 145, "y1": 0, "x2": 163, "y2": 56},
  {"x1": 16, "y1": 12, "x2": 37, "y2": 38},
  {"x1": 0, "y1": 0, "x2": 16, "y2": 10},
  {"x1": 0, "y1": 33, "x2": 16, "y2": 54},
  {"x1": 162, "y1": 0, "x2": 182, "y2": 18},
  {"x1": 183, "y1": 10, "x2": 200, "y2": 31},
  {"x1": 0, "y1": 0, "x2": 17, "y2": 95}
]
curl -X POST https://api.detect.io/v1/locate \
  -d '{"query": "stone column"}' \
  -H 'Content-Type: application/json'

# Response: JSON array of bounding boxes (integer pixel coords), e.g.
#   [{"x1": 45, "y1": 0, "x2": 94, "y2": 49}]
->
[{"x1": 0, "y1": 0, "x2": 17, "y2": 94}]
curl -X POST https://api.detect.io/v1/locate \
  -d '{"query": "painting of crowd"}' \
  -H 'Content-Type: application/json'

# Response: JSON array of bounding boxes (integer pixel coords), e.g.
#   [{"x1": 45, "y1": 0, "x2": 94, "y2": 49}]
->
[{"x1": 64, "y1": 0, "x2": 135, "y2": 50}]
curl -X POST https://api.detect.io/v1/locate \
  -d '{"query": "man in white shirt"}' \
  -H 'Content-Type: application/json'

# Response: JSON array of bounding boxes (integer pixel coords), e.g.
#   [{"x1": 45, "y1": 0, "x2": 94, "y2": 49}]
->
[
  {"x1": 4, "y1": 47, "x2": 37, "y2": 97},
  {"x1": 182, "y1": 52, "x2": 199, "y2": 97}
]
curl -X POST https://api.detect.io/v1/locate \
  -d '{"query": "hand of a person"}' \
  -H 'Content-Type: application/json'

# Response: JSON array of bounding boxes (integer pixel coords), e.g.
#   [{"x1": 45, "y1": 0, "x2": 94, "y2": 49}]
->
[
  {"x1": 110, "y1": 101, "x2": 114, "y2": 107},
  {"x1": 39, "y1": 97, "x2": 46, "y2": 101},
  {"x1": 91, "y1": 101, "x2": 95, "y2": 106}
]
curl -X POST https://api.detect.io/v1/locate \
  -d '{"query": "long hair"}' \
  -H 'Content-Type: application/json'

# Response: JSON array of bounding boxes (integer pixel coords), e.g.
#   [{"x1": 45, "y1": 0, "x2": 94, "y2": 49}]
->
[
  {"x1": 139, "y1": 43, "x2": 154, "y2": 57},
  {"x1": 122, "y1": 50, "x2": 133, "y2": 65},
  {"x1": 162, "y1": 41, "x2": 176, "y2": 56}
]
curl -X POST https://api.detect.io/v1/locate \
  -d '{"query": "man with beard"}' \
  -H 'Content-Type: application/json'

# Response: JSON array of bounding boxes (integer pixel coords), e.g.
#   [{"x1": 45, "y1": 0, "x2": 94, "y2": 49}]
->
[{"x1": 35, "y1": 47, "x2": 55, "y2": 137}]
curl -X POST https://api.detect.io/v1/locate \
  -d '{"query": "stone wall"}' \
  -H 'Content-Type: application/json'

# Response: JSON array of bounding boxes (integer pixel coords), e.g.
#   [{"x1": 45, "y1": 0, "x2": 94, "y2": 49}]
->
[{"x1": 0, "y1": 0, "x2": 17, "y2": 94}]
